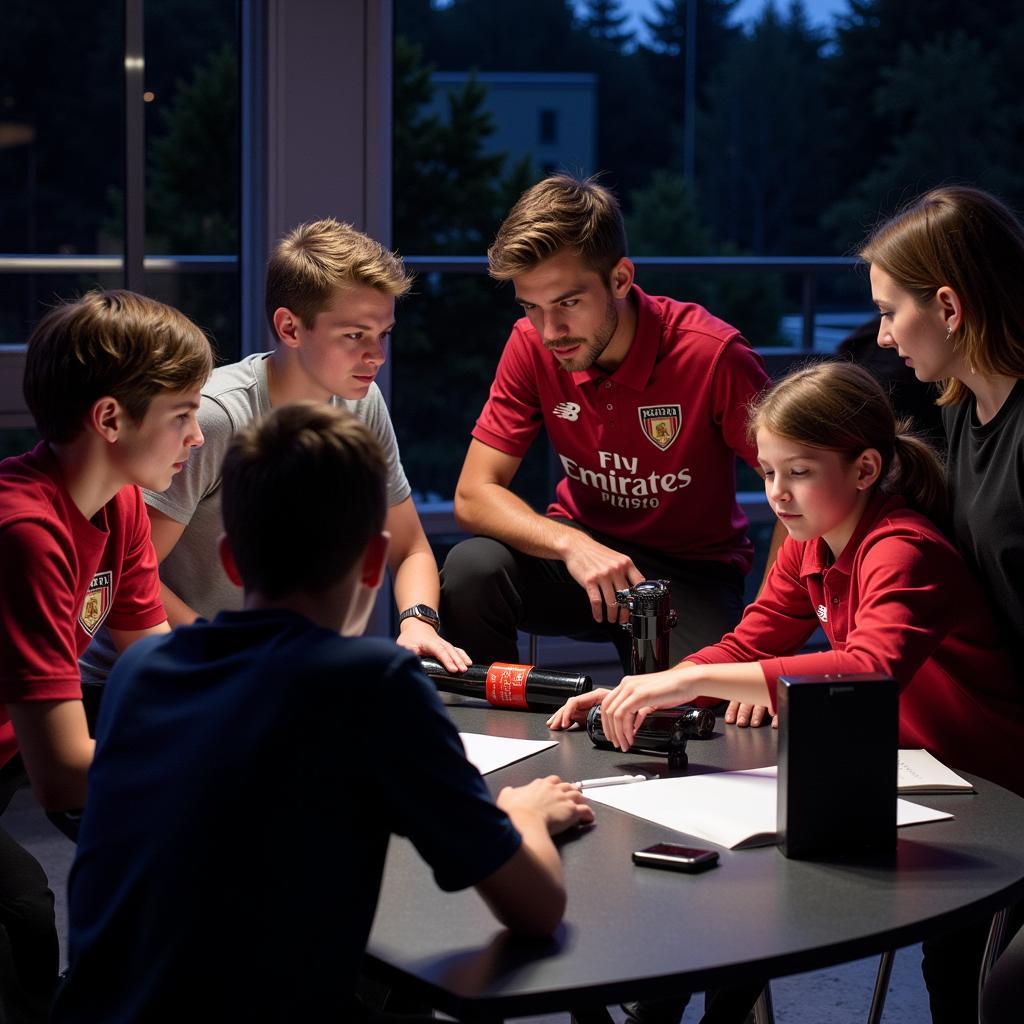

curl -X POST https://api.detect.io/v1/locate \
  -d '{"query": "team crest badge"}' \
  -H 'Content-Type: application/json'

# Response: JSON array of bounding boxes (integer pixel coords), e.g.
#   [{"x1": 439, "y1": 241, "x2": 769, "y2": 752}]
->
[
  {"x1": 638, "y1": 404, "x2": 682, "y2": 451},
  {"x1": 79, "y1": 571, "x2": 112, "y2": 636}
]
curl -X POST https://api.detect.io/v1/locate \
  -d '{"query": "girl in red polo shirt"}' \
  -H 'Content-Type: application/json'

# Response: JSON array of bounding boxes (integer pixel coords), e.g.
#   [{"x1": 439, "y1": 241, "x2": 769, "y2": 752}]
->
[{"x1": 549, "y1": 360, "x2": 1024, "y2": 799}]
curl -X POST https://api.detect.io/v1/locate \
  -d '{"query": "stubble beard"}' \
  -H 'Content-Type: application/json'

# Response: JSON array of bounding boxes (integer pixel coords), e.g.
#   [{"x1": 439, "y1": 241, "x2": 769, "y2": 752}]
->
[{"x1": 547, "y1": 296, "x2": 619, "y2": 373}]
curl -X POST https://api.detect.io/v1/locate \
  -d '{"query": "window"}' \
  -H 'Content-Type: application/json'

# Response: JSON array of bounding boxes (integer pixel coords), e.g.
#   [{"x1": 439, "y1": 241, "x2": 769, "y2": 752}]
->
[
  {"x1": 538, "y1": 107, "x2": 558, "y2": 145},
  {"x1": 0, "y1": 0, "x2": 240, "y2": 435}
]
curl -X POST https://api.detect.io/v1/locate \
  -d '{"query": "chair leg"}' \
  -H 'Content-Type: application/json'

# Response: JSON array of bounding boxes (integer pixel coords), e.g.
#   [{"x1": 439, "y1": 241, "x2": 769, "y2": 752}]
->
[
  {"x1": 752, "y1": 983, "x2": 775, "y2": 1024},
  {"x1": 978, "y1": 908, "x2": 1009, "y2": 1024},
  {"x1": 867, "y1": 950, "x2": 894, "y2": 1024}
]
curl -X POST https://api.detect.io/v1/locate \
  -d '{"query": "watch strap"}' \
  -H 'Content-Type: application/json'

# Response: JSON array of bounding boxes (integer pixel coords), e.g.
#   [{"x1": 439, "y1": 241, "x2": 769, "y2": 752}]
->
[{"x1": 398, "y1": 604, "x2": 440, "y2": 631}]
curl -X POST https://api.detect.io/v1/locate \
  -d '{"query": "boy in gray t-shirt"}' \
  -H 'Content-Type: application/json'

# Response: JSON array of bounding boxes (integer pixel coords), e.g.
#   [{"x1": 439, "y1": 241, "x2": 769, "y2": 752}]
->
[
  {"x1": 82, "y1": 219, "x2": 469, "y2": 681},
  {"x1": 147, "y1": 353, "x2": 408, "y2": 621}
]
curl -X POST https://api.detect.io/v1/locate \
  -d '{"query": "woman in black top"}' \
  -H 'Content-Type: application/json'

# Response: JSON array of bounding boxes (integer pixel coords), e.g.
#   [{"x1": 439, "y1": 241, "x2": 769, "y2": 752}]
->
[{"x1": 860, "y1": 185, "x2": 1024, "y2": 1024}]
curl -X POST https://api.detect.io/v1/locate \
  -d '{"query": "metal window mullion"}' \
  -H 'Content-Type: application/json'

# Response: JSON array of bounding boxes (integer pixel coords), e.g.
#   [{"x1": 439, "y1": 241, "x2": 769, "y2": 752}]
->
[
  {"x1": 240, "y1": 0, "x2": 267, "y2": 356},
  {"x1": 123, "y1": 0, "x2": 146, "y2": 293}
]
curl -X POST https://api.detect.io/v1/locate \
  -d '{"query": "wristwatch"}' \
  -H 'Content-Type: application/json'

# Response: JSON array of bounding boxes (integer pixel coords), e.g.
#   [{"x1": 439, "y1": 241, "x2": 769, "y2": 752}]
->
[{"x1": 398, "y1": 604, "x2": 440, "y2": 631}]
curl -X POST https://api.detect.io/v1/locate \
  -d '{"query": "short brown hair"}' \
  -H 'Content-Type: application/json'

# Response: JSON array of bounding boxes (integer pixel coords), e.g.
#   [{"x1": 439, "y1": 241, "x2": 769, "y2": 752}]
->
[
  {"x1": 749, "y1": 361, "x2": 947, "y2": 523},
  {"x1": 221, "y1": 402, "x2": 387, "y2": 599},
  {"x1": 264, "y1": 218, "x2": 413, "y2": 332},
  {"x1": 859, "y1": 186, "x2": 1024, "y2": 406},
  {"x1": 23, "y1": 290, "x2": 214, "y2": 443},
  {"x1": 488, "y1": 174, "x2": 627, "y2": 281}
]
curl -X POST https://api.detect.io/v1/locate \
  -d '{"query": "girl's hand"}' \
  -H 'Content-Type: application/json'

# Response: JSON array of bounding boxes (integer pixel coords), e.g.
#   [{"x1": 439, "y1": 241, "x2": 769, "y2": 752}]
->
[
  {"x1": 724, "y1": 701, "x2": 778, "y2": 728},
  {"x1": 546, "y1": 688, "x2": 610, "y2": 731},
  {"x1": 599, "y1": 669, "x2": 693, "y2": 751}
]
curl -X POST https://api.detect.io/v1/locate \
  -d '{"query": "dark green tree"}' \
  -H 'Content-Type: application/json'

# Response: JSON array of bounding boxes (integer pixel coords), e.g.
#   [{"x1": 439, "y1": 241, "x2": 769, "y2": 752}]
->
[
  {"x1": 147, "y1": 43, "x2": 239, "y2": 254},
  {"x1": 638, "y1": 0, "x2": 742, "y2": 174},
  {"x1": 699, "y1": 1, "x2": 828, "y2": 254},
  {"x1": 626, "y1": 170, "x2": 784, "y2": 346},
  {"x1": 397, "y1": 0, "x2": 592, "y2": 72},
  {"x1": 823, "y1": 0, "x2": 1024, "y2": 248},
  {"x1": 627, "y1": 170, "x2": 710, "y2": 255},
  {"x1": 390, "y1": 38, "x2": 550, "y2": 503},
  {"x1": 580, "y1": 0, "x2": 635, "y2": 51},
  {"x1": 825, "y1": 31, "x2": 1020, "y2": 245}
]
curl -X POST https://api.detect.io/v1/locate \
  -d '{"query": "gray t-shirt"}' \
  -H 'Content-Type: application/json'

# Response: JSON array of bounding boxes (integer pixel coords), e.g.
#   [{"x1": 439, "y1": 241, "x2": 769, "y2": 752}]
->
[
  {"x1": 151, "y1": 352, "x2": 410, "y2": 618},
  {"x1": 80, "y1": 353, "x2": 410, "y2": 682}
]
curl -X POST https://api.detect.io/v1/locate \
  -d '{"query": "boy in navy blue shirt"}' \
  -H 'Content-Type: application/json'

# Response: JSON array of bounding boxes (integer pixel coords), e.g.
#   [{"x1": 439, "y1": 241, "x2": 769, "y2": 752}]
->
[{"x1": 52, "y1": 402, "x2": 592, "y2": 1023}]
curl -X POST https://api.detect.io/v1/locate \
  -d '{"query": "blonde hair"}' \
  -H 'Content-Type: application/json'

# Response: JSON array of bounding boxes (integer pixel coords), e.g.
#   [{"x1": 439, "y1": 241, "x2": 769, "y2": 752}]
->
[
  {"x1": 488, "y1": 174, "x2": 626, "y2": 281},
  {"x1": 221, "y1": 402, "x2": 386, "y2": 599},
  {"x1": 23, "y1": 290, "x2": 213, "y2": 443},
  {"x1": 859, "y1": 186, "x2": 1024, "y2": 405},
  {"x1": 264, "y1": 218, "x2": 413, "y2": 331},
  {"x1": 749, "y1": 362, "x2": 947, "y2": 523}
]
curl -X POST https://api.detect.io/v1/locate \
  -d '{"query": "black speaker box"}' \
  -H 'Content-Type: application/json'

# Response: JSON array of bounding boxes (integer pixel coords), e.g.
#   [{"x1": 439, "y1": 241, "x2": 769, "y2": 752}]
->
[{"x1": 777, "y1": 673, "x2": 898, "y2": 860}]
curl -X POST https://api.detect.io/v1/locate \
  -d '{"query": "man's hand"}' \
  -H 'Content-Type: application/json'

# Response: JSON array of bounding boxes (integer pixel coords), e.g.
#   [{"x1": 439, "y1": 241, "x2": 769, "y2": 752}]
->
[
  {"x1": 560, "y1": 533, "x2": 645, "y2": 624},
  {"x1": 397, "y1": 618, "x2": 471, "y2": 673},
  {"x1": 497, "y1": 775, "x2": 594, "y2": 836},
  {"x1": 546, "y1": 687, "x2": 611, "y2": 731},
  {"x1": 724, "y1": 701, "x2": 778, "y2": 729}
]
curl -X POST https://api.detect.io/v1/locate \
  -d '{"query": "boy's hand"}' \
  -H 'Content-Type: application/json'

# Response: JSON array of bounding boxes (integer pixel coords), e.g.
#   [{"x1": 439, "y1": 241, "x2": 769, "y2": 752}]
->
[
  {"x1": 497, "y1": 775, "x2": 594, "y2": 836},
  {"x1": 545, "y1": 688, "x2": 610, "y2": 731},
  {"x1": 724, "y1": 701, "x2": 778, "y2": 728},
  {"x1": 397, "y1": 618, "x2": 470, "y2": 673}
]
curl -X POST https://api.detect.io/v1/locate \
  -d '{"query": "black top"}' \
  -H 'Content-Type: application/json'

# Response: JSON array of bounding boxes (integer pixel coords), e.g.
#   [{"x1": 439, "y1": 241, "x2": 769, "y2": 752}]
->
[
  {"x1": 943, "y1": 379, "x2": 1024, "y2": 666},
  {"x1": 53, "y1": 610, "x2": 521, "y2": 1024}
]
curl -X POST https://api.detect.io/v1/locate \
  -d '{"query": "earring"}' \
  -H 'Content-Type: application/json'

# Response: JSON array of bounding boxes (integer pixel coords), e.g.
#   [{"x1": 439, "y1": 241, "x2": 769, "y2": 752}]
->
[{"x1": 945, "y1": 325, "x2": 952, "y2": 341}]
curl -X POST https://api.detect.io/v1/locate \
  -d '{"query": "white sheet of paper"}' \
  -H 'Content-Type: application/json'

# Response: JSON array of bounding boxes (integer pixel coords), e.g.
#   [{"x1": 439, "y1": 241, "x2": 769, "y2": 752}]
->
[
  {"x1": 458, "y1": 732, "x2": 558, "y2": 775},
  {"x1": 898, "y1": 749, "x2": 974, "y2": 793},
  {"x1": 586, "y1": 765, "x2": 953, "y2": 849}
]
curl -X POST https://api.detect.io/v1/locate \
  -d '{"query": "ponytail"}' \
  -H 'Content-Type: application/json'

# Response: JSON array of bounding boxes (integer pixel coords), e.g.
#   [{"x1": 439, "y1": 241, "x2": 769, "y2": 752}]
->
[{"x1": 888, "y1": 423, "x2": 948, "y2": 524}]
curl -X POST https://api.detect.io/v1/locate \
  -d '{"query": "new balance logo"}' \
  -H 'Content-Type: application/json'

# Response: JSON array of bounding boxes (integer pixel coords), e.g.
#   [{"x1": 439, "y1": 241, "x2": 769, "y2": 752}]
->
[
  {"x1": 553, "y1": 401, "x2": 581, "y2": 421},
  {"x1": 816, "y1": 604, "x2": 828, "y2": 623}
]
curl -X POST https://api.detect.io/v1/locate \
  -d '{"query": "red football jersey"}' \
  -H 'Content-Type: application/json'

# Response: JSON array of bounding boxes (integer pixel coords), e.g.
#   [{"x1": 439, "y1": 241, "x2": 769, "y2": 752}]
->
[
  {"x1": 0, "y1": 443, "x2": 165, "y2": 767},
  {"x1": 688, "y1": 493, "x2": 1024, "y2": 797},
  {"x1": 473, "y1": 287, "x2": 769, "y2": 570}
]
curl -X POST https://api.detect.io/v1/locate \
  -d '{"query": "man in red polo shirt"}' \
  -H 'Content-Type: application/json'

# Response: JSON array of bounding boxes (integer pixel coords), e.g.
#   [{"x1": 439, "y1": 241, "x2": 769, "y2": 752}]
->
[{"x1": 441, "y1": 174, "x2": 774, "y2": 679}]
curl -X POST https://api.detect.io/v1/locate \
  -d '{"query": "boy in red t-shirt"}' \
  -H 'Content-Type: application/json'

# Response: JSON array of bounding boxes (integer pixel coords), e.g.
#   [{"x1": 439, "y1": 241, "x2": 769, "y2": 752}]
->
[{"x1": 0, "y1": 290, "x2": 212, "y2": 1022}]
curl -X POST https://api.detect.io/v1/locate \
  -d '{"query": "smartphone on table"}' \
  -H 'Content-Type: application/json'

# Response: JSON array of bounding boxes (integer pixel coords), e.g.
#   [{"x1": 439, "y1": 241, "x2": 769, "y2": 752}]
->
[{"x1": 632, "y1": 842, "x2": 719, "y2": 873}]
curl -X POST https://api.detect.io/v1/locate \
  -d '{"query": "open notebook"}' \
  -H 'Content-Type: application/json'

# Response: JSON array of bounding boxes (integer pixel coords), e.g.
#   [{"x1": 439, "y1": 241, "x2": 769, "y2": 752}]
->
[
  {"x1": 586, "y1": 765, "x2": 952, "y2": 850},
  {"x1": 898, "y1": 750, "x2": 974, "y2": 793}
]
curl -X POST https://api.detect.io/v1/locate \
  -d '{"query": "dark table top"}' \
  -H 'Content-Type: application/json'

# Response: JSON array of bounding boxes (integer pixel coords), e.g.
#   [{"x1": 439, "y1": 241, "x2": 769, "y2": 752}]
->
[{"x1": 365, "y1": 699, "x2": 1024, "y2": 1021}]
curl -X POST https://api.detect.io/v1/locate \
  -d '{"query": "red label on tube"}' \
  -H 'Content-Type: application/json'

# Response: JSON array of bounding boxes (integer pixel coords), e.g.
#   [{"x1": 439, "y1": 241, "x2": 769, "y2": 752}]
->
[{"x1": 486, "y1": 662, "x2": 532, "y2": 709}]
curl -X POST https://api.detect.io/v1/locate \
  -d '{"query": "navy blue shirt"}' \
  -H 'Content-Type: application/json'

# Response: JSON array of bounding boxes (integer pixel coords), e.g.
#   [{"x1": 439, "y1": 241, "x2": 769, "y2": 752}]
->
[{"x1": 53, "y1": 610, "x2": 521, "y2": 1023}]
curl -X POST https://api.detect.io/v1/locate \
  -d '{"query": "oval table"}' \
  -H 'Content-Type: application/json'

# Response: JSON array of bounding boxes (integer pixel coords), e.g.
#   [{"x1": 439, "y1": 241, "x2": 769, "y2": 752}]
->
[{"x1": 365, "y1": 699, "x2": 1024, "y2": 1022}]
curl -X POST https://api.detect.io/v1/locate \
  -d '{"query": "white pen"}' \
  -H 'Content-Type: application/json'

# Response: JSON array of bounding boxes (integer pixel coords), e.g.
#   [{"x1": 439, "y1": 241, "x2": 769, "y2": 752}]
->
[{"x1": 573, "y1": 773, "x2": 649, "y2": 791}]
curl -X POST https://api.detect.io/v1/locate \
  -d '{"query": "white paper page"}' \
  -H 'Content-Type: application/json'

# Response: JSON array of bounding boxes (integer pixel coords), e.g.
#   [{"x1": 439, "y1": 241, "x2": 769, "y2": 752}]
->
[
  {"x1": 458, "y1": 733, "x2": 558, "y2": 775},
  {"x1": 587, "y1": 765, "x2": 953, "y2": 849},
  {"x1": 896, "y1": 797, "x2": 955, "y2": 826},
  {"x1": 898, "y1": 749, "x2": 974, "y2": 792},
  {"x1": 587, "y1": 766, "x2": 780, "y2": 849}
]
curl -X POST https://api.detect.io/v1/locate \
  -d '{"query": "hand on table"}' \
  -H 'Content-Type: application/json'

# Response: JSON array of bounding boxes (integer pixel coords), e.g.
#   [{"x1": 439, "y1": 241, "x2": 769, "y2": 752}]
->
[
  {"x1": 562, "y1": 534, "x2": 645, "y2": 624},
  {"x1": 546, "y1": 688, "x2": 611, "y2": 731},
  {"x1": 724, "y1": 701, "x2": 778, "y2": 729},
  {"x1": 497, "y1": 775, "x2": 595, "y2": 836},
  {"x1": 396, "y1": 619, "x2": 471, "y2": 673}
]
